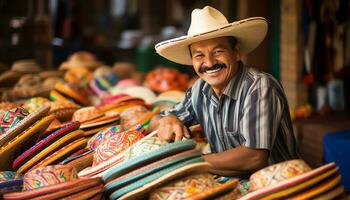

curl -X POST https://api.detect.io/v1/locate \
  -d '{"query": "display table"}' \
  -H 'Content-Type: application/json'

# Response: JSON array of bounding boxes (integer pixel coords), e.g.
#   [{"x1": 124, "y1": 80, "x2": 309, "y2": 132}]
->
[
  {"x1": 324, "y1": 130, "x2": 350, "y2": 191},
  {"x1": 293, "y1": 112, "x2": 350, "y2": 168}
]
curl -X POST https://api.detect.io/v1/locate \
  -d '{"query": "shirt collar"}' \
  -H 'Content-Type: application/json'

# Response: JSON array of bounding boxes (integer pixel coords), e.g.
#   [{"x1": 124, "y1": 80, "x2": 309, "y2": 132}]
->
[
  {"x1": 201, "y1": 62, "x2": 244, "y2": 100},
  {"x1": 222, "y1": 62, "x2": 244, "y2": 100}
]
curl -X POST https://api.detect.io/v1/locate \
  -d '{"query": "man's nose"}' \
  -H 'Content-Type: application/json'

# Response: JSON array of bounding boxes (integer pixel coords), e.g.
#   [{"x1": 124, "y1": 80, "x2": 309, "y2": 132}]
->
[{"x1": 203, "y1": 55, "x2": 216, "y2": 67}]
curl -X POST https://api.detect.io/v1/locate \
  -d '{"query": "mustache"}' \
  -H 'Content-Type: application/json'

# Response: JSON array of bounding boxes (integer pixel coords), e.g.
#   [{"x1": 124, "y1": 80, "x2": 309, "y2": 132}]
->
[{"x1": 199, "y1": 63, "x2": 227, "y2": 73}]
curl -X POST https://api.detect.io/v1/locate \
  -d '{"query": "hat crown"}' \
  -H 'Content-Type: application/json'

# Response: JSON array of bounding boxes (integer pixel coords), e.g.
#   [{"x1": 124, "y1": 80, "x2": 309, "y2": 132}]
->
[{"x1": 188, "y1": 6, "x2": 229, "y2": 35}]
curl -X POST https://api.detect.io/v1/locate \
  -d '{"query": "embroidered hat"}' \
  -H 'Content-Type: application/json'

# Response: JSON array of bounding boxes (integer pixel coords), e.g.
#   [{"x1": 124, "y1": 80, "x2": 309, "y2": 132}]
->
[
  {"x1": 4, "y1": 165, "x2": 103, "y2": 200},
  {"x1": 240, "y1": 161, "x2": 341, "y2": 200}
]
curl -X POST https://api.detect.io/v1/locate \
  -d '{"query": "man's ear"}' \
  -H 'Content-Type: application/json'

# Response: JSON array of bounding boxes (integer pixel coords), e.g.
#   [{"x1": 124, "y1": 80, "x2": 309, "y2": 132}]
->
[{"x1": 234, "y1": 44, "x2": 241, "y2": 61}]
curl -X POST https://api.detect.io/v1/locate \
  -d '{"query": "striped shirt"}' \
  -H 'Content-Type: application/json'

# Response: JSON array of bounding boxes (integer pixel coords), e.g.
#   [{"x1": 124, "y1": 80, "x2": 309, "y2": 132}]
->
[{"x1": 163, "y1": 64, "x2": 300, "y2": 164}]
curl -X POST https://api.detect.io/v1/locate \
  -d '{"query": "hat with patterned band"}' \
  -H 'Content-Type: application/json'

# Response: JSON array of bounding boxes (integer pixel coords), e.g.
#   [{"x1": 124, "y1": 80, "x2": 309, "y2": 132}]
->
[
  {"x1": 3, "y1": 165, "x2": 103, "y2": 200},
  {"x1": 240, "y1": 161, "x2": 342, "y2": 200},
  {"x1": 155, "y1": 6, "x2": 267, "y2": 65}
]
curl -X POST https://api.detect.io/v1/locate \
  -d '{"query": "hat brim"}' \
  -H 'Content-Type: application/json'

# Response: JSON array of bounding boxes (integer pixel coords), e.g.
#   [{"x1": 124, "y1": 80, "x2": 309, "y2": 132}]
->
[
  {"x1": 239, "y1": 162, "x2": 338, "y2": 200},
  {"x1": 155, "y1": 17, "x2": 267, "y2": 65}
]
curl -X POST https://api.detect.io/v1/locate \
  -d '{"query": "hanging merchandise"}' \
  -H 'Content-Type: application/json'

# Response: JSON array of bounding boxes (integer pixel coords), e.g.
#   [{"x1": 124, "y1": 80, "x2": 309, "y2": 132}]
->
[{"x1": 327, "y1": 78, "x2": 345, "y2": 111}]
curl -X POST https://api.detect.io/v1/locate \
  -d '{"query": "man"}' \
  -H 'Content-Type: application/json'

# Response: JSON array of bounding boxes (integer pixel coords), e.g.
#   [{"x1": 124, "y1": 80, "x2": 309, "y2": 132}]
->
[{"x1": 151, "y1": 6, "x2": 300, "y2": 177}]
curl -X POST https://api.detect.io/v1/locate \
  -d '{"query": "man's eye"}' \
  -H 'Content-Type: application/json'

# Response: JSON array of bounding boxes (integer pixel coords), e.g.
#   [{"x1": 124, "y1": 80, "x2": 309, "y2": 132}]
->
[
  {"x1": 194, "y1": 54, "x2": 203, "y2": 58},
  {"x1": 214, "y1": 50, "x2": 224, "y2": 54}
]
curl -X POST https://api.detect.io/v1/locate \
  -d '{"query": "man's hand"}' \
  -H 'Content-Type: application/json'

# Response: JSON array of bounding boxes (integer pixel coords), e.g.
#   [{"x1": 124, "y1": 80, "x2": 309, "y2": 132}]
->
[{"x1": 156, "y1": 114, "x2": 191, "y2": 142}]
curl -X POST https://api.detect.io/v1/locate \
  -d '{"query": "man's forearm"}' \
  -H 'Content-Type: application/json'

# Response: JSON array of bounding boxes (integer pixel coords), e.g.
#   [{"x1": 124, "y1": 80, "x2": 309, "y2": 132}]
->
[{"x1": 203, "y1": 146, "x2": 268, "y2": 177}]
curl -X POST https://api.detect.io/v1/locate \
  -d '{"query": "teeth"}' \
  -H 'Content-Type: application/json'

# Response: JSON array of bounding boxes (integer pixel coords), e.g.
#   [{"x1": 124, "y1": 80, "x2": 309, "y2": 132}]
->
[{"x1": 205, "y1": 68, "x2": 221, "y2": 74}]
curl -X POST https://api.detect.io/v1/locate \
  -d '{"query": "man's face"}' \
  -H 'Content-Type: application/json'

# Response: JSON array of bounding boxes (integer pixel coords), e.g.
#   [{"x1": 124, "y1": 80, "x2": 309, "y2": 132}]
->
[{"x1": 190, "y1": 37, "x2": 241, "y2": 92}]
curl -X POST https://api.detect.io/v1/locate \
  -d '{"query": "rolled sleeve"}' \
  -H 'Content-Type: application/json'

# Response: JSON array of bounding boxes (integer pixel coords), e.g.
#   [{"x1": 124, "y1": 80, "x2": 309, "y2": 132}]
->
[{"x1": 160, "y1": 88, "x2": 197, "y2": 126}]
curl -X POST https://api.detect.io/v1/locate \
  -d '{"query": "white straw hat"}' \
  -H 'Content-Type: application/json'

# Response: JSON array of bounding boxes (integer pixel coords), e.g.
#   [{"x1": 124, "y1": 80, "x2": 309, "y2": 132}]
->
[{"x1": 155, "y1": 6, "x2": 268, "y2": 65}]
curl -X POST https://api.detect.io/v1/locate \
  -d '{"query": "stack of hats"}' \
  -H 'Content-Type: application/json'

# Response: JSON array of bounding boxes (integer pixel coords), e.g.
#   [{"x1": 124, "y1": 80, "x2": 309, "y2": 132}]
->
[
  {"x1": 64, "y1": 66, "x2": 93, "y2": 87},
  {"x1": 72, "y1": 106, "x2": 120, "y2": 137},
  {"x1": 13, "y1": 121, "x2": 86, "y2": 174},
  {"x1": 0, "y1": 59, "x2": 65, "y2": 101},
  {"x1": 240, "y1": 159, "x2": 345, "y2": 199},
  {"x1": 3, "y1": 165, "x2": 103, "y2": 200},
  {"x1": 101, "y1": 137, "x2": 209, "y2": 200},
  {"x1": 50, "y1": 82, "x2": 92, "y2": 106},
  {"x1": 0, "y1": 105, "x2": 54, "y2": 171}
]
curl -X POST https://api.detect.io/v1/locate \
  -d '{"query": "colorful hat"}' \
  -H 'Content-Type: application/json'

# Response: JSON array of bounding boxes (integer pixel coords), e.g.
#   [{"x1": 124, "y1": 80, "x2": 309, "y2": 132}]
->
[
  {"x1": 286, "y1": 174, "x2": 341, "y2": 200},
  {"x1": 249, "y1": 159, "x2": 312, "y2": 192},
  {"x1": 153, "y1": 90, "x2": 186, "y2": 103},
  {"x1": 22, "y1": 97, "x2": 51, "y2": 113},
  {"x1": 4, "y1": 165, "x2": 103, "y2": 200},
  {"x1": 113, "y1": 162, "x2": 210, "y2": 200},
  {"x1": 116, "y1": 78, "x2": 140, "y2": 88},
  {"x1": 104, "y1": 148, "x2": 201, "y2": 188},
  {"x1": 152, "y1": 90, "x2": 185, "y2": 111},
  {"x1": 313, "y1": 185, "x2": 344, "y2": 200},
  {"x1": 78, "y1": 131, "x2": 157, "y2": 178},
  {"x1": 16, "y1": 129, "x2": 85, "y2": 174},
  {"x1": 64, "y1": 66, "x2": 93, "y2": 86},
  {"x1": 0, "y1": 105, "x2": 50, "y2": 148},
  {"x1": 0, "y1": 171, "x2": 23, "y2": 195},
  {"x1": 12, "y1": 121, "x2": 80, "y2": 170},
  {"x1": 23, "y1": 165, "x2": 78, "y2": 190},
  {"x1": 72, "y1": 106, "x2": 104, "y2": 123},
  {"x1": 37, "y1": 118, "x2": 64, "y2": 140},
  {"x1": 121, "y1": 86, "x2": 156, "y2": 104},
  {"x1": 81, "y1": 119, "x2": 120, "y2": 137},
  {"x1": 0, "y1": 114, "x2": 55, "y2": 170},
  {"x1": 112, "y1": 62, "x2": 137, "y2": 79},
  {"x1": 90, "y1": 66, "x2": 119, "y2": 94},
  {"x1": 145, "y1": 67, "x2": 189, "y2": 93},
  {"x1": 101, "y1": 140, "x2": 200, "y2": 198},
  {"x1": 183, "y1": 179, "x2": 239, "y2": 200},
  {"x1": 30, "y1": 138, "x2": 87, "y2": 170},
  {"x1": 0, "y1": 102, "x2": 18, "y2": 114},
  {"x1": 63, "y1": 150, "x2": 94, "y2": 173},
  {"x1": 240, "y1": 162, "x2": 341, "y2": 200},
  {"x1": 59, "y1": 51, "x2": 102, "y2": 70},
  {"x1": 120, "y1": 105, "x2": 151, "y2": 130},
  {"x1": 52, "y1": 82, "x2": 91, "y2": 106},
  {"x1": 49, "y1": 100, "x2": 80, "y2": 122},
  {"x1": 93, "y1": 130, "x2": 145, "y2": 166},
  {"x1": 87, "y1": 125, "x2": 125, "y2": 150},
  {"x1": 0, "y1": 107, "x2": 29, "y2": 136},
  {"x1": 149, "y1": 173, "x2": 226, "y2": 200}
]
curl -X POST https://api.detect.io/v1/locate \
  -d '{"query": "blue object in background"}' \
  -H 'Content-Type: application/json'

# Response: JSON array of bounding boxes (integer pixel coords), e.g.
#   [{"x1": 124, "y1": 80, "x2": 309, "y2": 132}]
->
[{"x1": 323, "y1": 130, "x2": 350, "y2": 191}]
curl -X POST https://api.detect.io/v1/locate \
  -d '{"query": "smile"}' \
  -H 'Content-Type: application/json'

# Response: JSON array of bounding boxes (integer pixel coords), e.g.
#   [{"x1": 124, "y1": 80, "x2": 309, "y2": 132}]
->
[{"x1": 205, "y1": 67, "x2": 222, "y2": 74}]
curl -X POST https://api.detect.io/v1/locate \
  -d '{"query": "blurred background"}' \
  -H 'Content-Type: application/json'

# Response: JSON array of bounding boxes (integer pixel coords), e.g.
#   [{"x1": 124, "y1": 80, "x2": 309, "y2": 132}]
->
[{"x1": 0, "y1": 0, "x2": 350, "y2": 175}]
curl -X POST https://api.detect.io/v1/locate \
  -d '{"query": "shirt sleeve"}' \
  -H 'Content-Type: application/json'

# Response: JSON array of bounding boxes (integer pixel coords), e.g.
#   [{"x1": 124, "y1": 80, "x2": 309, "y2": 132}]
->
[
  {"x1": 160, "y1": 88, "x2": 197, "y2": 126},
  {"x1": 239, "y1": 82, "x2": 284, "y2": 150}
]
